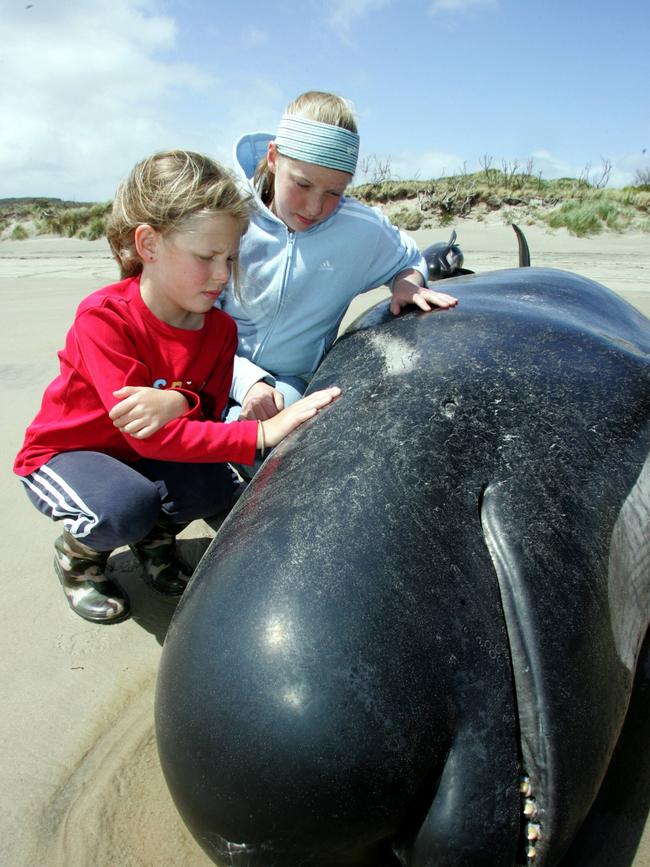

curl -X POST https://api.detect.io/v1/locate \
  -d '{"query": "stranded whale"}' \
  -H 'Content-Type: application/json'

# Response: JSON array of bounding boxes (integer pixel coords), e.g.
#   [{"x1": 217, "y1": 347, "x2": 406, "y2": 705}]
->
[
  {"x1": 156, "y1": 265, "x2": 650, "y2": 866},
  {"x1": 422, "y1": 223, "x2": 530, "y2": 281}
]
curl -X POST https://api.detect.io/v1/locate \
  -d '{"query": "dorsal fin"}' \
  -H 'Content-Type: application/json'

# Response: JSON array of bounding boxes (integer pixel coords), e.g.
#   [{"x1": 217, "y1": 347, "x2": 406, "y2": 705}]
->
[{"x1": 512, "y1": 223, "x2": 531, "y2": 267}]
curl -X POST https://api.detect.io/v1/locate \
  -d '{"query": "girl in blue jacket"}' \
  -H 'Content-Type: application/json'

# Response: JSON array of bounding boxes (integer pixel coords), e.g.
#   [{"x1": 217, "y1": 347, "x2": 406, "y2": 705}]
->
[
  {"x1": 113, "y1": 92, "x2": 457, "y2": 448},
  {"x1": 223, "y1": 90, "x2": 458, "y2": 423}
]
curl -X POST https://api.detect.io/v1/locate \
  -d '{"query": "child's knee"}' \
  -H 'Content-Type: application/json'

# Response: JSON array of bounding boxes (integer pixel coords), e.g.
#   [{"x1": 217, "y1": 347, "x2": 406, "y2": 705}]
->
[
  {"x1": 91, "y1": 491, "x2": 161, "y2": 549},
  {"x1": 165, "y1": 466, "x2": 237, "y2": 523}
]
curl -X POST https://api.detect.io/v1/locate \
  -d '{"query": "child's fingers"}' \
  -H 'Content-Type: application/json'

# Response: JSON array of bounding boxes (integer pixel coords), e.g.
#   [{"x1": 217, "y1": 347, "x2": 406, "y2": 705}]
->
[
  {"x1": 266, "y1": 387, "x2": 341, "y2": 446},
  {"x1": 422, "y1": 289, "x2": 458, "y2": 308},
  {"x1": 109, "y1": 394, "x2": 138, "y2": 420},
  {"x1": 412, "y1": 294, "x2": 434, "y2": 312},
  {"x1": 241, "y1": 391, "x2": 284, "y2": 421},
  {"x1": 290, "y1": 387, "x2": 341, "y2": 416},
  {"x1": 284, "y1": 388, "x2": 340, "y2": 425},
  {"x1": 122, "y1": 418, "x2": 146, "y2": 434},
  {"x1": 301, "y1": 386, "x2": 341, "y2": 407},
  {"x1": 113, "y1": 416, "x2": 138, "y2": 432},
  {"x1": 109, "y1": 402, "x2": 130, "y2": 422},
  {"x1": 125, "y1": 424, "x2": 153, "y2": 439},
  {"x1": 434, "y1": 295, "x2": 458, "y2": 308}
]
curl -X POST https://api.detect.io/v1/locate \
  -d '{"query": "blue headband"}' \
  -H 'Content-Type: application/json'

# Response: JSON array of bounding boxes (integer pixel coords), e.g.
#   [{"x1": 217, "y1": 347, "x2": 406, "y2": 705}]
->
[{"x1": 274, "y1": 114, "x2": 359, "y2": 175}]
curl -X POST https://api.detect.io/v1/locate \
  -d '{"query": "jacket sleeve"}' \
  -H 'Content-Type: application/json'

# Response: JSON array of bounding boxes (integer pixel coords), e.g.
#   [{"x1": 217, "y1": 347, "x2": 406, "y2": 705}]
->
[
  {"x1": 73, "y1": 307, "x2": 259, "y2": 465},
  {"x1": 364, "y1": 209, "x2": 429, "y2": 291},
  {"x1": 230, "y1": 354, "x2": 277, "y2": 406}
]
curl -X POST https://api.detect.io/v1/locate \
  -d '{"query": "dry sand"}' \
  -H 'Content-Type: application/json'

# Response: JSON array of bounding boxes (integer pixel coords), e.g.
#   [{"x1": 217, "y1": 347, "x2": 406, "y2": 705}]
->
[{"x1": 1, "y1": 222, "x2": 648, "y2": 867}]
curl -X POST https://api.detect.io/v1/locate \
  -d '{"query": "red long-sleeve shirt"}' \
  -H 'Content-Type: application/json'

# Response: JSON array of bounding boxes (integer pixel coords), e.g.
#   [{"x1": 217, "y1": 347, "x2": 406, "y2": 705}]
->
[{"x1": 14, "y1": 276, "x2": 258, "y2": 476}]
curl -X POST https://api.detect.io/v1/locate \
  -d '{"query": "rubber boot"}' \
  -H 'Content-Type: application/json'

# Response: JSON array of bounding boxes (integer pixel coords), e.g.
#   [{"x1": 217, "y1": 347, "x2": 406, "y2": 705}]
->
[
  {"x1": 54, "y1": 531, "x2": 130, "y2": 624},
  {"x1": 129, "y1": 520, "x2": 192, "y2": 596}
]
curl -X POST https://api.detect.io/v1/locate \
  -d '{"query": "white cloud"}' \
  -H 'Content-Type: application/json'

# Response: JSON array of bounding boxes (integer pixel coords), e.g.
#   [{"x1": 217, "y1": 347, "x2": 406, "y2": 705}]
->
[
  {"x1": 526, "y1": 150, "x2": 574, "y2": 180},
  {"x1": 430, "y1": 0, "x2": 498, "y2": 13},
  {"x1": 0, "y1": 0, "x2": 215, "y2": 200},
  {"x1": 605, "y1": 152, "x2": 650, "y2": 187},
  {"x1": 528, "y1": 149, "x2": 648, "y2": 187},
  {"x1": 324, "y1": 0, "x2": 392, "y2": 39}
]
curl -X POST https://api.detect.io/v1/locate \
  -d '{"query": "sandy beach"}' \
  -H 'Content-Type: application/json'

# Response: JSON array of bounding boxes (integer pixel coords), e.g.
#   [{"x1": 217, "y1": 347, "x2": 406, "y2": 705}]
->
[{"x1": 1, "y1": 221, "x2": 648, "y2": 867}]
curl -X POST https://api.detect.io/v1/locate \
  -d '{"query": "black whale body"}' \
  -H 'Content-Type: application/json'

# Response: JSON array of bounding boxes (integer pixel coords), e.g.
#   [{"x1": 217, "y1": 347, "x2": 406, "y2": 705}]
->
[{"x1": 156, "y1": 267, "x2": 650, "y2": 866}]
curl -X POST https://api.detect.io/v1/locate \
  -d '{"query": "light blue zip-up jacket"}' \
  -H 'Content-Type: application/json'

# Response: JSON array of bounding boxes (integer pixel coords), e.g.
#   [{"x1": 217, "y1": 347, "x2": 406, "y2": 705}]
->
[{"x1": 222, "y1": 132, "x2": 428, "y2": 403}]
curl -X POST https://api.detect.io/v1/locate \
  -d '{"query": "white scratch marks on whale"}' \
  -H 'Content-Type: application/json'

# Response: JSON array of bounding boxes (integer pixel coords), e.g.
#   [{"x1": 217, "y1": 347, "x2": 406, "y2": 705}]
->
[{"x1": 367, "y1": 332, "x2": 420, "y2": 375}]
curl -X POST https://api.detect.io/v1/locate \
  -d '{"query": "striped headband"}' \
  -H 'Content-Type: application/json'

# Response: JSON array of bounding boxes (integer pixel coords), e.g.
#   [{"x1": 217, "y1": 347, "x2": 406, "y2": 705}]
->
[{"x1": 274, "y1": 114, "x2": 359, "y2": 175}]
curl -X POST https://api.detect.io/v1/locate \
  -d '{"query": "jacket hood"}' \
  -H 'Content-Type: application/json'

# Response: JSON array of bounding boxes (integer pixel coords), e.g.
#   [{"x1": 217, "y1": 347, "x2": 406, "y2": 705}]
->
[{"x1": 234, "y1": 132, "x2": 274, "y2": 181}]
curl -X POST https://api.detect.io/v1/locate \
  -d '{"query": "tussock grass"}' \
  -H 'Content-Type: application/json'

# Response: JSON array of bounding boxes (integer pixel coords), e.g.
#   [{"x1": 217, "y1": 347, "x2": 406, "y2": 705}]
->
[
  {"x1": 0, "y1": 197, "x2": 110, "y2": 240},
  {"x1": 353, "y1": 169, "x2": 650, "y2": 235},
  {"x1": 36, "y1": 202, "x2": 111, "y2": 238},
  {"x1": 10, "y1": 224, "x2": 29, "y2": 240},
  {"x1": 3, "y1": 165, "x2": 650, "y2": 239}
]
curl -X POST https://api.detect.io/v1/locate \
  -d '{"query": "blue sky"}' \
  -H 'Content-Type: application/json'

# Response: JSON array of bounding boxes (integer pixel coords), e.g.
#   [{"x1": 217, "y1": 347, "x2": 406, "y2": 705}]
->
[{"x1": 1, "y1": 0, "x2": 648, "y2": 200}]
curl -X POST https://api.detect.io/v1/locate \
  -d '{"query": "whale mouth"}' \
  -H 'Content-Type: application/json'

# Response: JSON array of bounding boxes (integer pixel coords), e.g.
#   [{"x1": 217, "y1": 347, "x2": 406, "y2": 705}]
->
[{"x1": 479, "y1": 482, "x2": 549, "y2": 863}]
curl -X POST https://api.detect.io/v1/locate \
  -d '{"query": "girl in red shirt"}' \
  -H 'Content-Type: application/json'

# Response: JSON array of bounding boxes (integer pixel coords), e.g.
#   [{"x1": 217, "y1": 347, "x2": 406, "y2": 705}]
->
[{"x1": 14, "y1": 150, "x2": 339, "y2": 625}]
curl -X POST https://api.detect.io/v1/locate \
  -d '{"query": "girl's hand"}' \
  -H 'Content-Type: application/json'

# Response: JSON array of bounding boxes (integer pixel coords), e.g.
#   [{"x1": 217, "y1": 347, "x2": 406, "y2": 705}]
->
[
  {"x1": 240, "y1": 380, "x2": 285, "y2": 421},
  {"x1": 390, "y1": 274, "x2": 458, "y2": 315},
  {"x1": 260, "y1": 387, "x2": 341, "y2": 449},
  {"x1": 110, "y1": 386, "x2": 189, "y2": 439}
]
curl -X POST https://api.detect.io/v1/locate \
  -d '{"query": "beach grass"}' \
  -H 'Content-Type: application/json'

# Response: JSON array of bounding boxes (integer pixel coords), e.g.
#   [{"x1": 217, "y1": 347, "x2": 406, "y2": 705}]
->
[
  {"x1": 2, "y1": 167, "x2": 650, "y2": 240},
  {"x1": 0, "y1": 197, "x2": 110, "y2": 241},
  {"x1": 353, "y1": 170, "x2": 650, "y2": 234}
]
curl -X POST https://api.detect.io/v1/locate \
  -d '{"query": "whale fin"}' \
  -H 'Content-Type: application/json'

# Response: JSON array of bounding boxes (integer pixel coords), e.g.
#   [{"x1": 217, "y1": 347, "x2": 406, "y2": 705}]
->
[{"x1": 512, "y1": 223, "x2": 531, "y2": 267}]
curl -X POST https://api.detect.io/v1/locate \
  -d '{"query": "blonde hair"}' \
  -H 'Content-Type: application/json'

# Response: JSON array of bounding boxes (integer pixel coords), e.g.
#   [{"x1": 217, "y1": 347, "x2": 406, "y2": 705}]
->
[
  {"x1": 107, "y1": 150, "x2": 250, "y2": 279},
  {"x1": 254, "y1": 91, "x2": 358, "y2": 205}
]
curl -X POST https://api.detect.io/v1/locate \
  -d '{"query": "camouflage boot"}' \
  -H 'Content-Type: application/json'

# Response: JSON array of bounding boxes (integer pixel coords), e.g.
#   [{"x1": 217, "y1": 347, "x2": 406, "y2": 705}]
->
[
  {"x1": 54, "y1": 531, "x2": 130, "y2": 624},
  {"x1": 129, "y1": 520, "x2": 191, "y2": 596}
]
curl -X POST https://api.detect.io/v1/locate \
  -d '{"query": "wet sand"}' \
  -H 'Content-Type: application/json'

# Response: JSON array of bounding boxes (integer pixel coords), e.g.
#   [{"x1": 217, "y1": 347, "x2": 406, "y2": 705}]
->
[{"x1": 1, "y1": 224, "x2": 648, "y2": 866}]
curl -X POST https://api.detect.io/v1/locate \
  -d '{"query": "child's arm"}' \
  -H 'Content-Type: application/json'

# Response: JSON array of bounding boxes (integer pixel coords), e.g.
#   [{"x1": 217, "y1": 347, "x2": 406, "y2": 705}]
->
[
  {"x1": 389, "y1": 268, "x2": 458, "y2": 316},
  {"x1": 71, "y1": 306, "x2": 259, "y2": 465},
  {"x1": 109, "y1": 386, "x2": 190, "y2": 439}
]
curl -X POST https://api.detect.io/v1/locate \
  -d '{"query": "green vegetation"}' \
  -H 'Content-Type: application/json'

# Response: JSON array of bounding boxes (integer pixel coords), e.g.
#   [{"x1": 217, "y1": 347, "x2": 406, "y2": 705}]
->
[
  {"x1": 388, "y1": 206, "x2": 423, "y2": 231},
  {"x1": 352, "y1": 162, "x2": 650, "y2": 236},
  {"x1": 10, "y1": 223, "x2": 29, "y2": 240},
  {"x1": 37, "y1": 202, "x2": 112, "y2": 238},
  {"x1": 2, "y1": 161, "x2": 650, "y2": 239},
  {"x1": 0, "y1": 197, "x2": 110, "y2": 241}
]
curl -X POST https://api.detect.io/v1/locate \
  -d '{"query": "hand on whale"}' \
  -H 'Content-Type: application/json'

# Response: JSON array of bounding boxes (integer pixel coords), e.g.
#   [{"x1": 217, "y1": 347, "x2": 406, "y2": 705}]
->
[{"x1": 389, "y1": 270, "x2": 458, "y2": 316}]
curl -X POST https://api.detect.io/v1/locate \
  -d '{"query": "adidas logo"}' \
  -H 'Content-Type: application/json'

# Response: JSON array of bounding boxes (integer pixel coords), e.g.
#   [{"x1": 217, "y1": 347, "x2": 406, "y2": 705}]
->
[{"x1": 319, "y1": 260, "x2": 334, "y2": 271}]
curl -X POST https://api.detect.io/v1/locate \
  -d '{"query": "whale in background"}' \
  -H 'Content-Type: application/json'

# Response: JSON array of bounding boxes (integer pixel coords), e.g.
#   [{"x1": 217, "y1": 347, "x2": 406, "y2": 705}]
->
[{"x1": 423, "y1": 223, "x2": 530, "y2": 280}]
